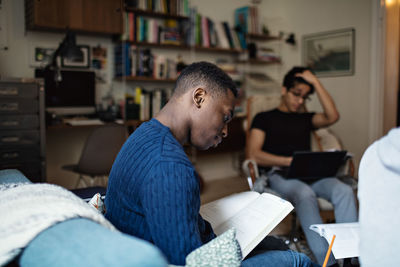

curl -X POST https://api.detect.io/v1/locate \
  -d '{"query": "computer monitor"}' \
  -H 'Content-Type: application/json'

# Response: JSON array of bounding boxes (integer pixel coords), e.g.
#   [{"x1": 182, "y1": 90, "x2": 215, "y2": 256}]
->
[{"x1": 35, "y1": 69, "x2": 96, "y2": 116}]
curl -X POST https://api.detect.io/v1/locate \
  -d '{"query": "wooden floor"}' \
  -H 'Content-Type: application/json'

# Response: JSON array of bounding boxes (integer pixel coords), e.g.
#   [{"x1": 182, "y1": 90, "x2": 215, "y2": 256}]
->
[{"x1": 200, "y1": 175, "x2": 249, "y2": 204}]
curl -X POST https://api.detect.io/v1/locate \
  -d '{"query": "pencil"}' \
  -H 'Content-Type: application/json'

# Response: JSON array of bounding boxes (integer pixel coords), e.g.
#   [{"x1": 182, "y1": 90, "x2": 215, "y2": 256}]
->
[{"x1": 322, "y1": 235, "x2": 336, "y2": 267}]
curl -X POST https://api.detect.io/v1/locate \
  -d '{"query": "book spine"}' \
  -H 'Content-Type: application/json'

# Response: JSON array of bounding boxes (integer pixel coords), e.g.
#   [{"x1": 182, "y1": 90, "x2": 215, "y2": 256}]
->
[
  {"x1": 129, "y1": 13, "x2": 135, "y2": 42},
  {"x1": 222, "y1": 22, "x2": 234, "y2": 49}
]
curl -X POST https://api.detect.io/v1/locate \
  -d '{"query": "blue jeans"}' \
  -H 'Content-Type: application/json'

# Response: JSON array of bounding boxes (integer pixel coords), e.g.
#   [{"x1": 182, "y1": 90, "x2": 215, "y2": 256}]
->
[
  {"x1": 242, "y1": 250, "x2": 320, "y2": 267},
  {"x1": 268, "y1": 172, "x2": 358, "y2": 266},
  {"x1": 20, "y1": 218, "x2": 167, "y2": 267}
]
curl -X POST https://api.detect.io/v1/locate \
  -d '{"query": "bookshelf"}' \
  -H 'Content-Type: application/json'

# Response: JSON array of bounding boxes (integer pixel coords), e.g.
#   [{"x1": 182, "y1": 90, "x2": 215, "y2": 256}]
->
[
  {"x1": 236, "y1": 59, "x2": 281, "y2": 65},
  {"x1": 115, "y1": 2, "x2": 284, "y2": 125},
  {"x1": 116, "y1": 76, "x2": 176, "y2": 83},
  {"x1": 119, "y1": 41, "x2": 243, "y2": 53},
  {"x1": 246, "y1": 33, "x2": 281, "y2": 42},
  {"x1": 124, "y1": 7, "x2": 189, "y2": 20}
]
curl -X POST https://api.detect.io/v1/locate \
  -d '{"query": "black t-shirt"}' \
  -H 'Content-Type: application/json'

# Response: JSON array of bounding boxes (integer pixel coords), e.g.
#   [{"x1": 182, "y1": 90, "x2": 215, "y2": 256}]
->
[{"x1": 251, "y1": 108, "x2": 316, "y2": 157}]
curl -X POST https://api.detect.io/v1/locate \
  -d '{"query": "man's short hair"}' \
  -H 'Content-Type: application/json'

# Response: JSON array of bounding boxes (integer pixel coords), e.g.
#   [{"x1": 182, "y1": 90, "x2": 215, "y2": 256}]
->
[
  {"x1": 282, "y1": 66, "x2": 315, "y2": 94},
  {"x1": 173, "y1": 61, "x2": 238, "y2": 98}
]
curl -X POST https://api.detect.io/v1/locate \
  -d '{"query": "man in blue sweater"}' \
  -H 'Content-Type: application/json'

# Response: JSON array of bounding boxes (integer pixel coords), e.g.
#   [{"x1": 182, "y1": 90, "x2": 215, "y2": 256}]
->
[{"x1": 105, "y1": 62, "x2": 318, "y2": 266}]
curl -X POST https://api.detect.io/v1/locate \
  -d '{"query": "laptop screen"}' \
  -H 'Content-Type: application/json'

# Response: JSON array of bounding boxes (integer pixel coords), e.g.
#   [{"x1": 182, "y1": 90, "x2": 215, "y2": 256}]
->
[{"x1": 285, "y1": 151, "x2": 347, "y2": 179}]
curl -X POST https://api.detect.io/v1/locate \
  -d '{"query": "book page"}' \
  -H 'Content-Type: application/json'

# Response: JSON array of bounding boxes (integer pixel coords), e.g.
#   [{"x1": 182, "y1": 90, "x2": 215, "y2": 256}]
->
[
  {"x1": 204, "y1": 192, "x2": 293, "y2": 258},
  {"x1": 200, "y1": 191, "x2": 260, "y2": 229},
  {"x1": 310, "y1": 222, "x2": 359, "y2": 259}
]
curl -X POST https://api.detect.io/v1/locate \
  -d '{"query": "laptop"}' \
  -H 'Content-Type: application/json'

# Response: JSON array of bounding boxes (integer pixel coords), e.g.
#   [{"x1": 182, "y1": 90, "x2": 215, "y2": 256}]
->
[{"x1": 281, "y1": 150, "x2": 347, "y2": 180}]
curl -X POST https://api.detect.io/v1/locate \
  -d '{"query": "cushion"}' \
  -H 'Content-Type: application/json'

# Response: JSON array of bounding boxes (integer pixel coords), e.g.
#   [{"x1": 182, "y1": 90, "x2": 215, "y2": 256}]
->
[{"x1": 184, "y1": 228, "x2": 242, "y2": 267}]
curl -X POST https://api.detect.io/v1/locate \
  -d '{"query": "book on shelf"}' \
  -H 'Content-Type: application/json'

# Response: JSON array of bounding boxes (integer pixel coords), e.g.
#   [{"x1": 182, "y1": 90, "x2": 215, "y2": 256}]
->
[
  {"x1": 222, "y1": 22, "x2": 234, "y2": 49},
  {"x1": 234, "y1": 6, "x2": 249, "y2": 49},
  {"x1": 132, "y1": 86, "x2": 172, "y2": 120},
  {"x1": 125, "y1": 0, "x2": 189, "y2": 16},
  {"x1": 195, "y1": 12, "x2": 202, "y2": 46},
  {"x1": 230, "y1": 28, "x2": 241, "y2": 50},
  {"x1": 201, "y1": 16, "x2": 210, "y2": 47},
  {"x1": 310, "y1": 222, "x2": 360, "y2": 259},
  {"x1": 208, "y1": 18, "x2": 218, "y2": 47},
  {"x1": 234, "y1": 6, "x2": 260, "y2": 36},
  {"x1": 129, "y1": 13, "x2": 135, "y2": 41},
  {"x1": 114, "y1": 43, "x2": 132, "y2": 77},
  {"x1": 200, "y1": 191, "x2": 293, "y2": 258},
  {"x1": 214, "y1": 22, "x2": 230, "y2": 49}
]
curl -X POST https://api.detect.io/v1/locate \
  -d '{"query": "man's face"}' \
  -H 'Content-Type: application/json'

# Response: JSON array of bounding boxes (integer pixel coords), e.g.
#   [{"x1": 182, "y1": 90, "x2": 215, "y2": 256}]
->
[
  {"x1": 282, "y1": 82, "x2": 311, "y2": 112},
  {"x1": 190, "y1": 90, "x2": 236, "y2": 150}
]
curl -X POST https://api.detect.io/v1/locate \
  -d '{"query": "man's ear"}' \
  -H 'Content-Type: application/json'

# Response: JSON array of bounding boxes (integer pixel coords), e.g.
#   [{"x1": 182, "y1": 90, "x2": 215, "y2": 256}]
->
[
  {"x1": 193, "y1": 87, "x2": 206, "y2": 108},
  {"x1": 281, "y1": 86, "x2": 288, "y2": 96}
]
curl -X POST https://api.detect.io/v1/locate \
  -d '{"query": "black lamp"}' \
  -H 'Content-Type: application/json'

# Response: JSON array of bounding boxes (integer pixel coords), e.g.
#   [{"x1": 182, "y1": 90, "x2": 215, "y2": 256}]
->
[
  {"x1": 285, "y1": 33, "x2": 296, "y2": 46},
  {"x1": 279, "y1": 31, "x2": 296, "y2": 46},
  {"x1": 46, "y1": 31, "x2": 83, "y2": 81}
]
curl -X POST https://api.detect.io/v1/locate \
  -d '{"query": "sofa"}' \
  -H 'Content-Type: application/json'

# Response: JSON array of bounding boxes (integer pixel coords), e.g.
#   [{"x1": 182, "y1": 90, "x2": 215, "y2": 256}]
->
[{"x1": 0, "y1": 169, "x2": 242, "y2": 267}]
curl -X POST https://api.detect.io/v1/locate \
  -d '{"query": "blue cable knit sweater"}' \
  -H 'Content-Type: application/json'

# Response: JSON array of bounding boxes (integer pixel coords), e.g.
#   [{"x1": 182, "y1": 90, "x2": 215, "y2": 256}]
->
[{"x1": 105, "y1": 118, "x2": 216, "y2": 265}]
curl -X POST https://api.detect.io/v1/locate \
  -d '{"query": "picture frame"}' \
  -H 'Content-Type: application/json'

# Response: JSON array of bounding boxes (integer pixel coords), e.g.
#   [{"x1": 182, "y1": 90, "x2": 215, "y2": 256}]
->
[
  {"x1": 302, "y1": 28, "x2": 355, "y2": 77},
  {"x1": 61, "y1": 45, "x2": 90, "y2": 68},
  {"x1": 29, "y1": 46, "x2": 56, "y2": 67}
]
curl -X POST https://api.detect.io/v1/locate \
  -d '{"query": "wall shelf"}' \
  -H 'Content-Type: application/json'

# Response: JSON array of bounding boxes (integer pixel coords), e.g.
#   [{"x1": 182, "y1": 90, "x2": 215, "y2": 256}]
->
[
  {"x1": 123, "y1": 41, "x2": 243, "y2": 53},
  {"x1": 236, "y1": 59, "x2": 281, "y2": 64},
  {"x1": 115, "y1": 76, "x2": 177, "y2": 83},
  {"x1": 193, "y1": 46, "x2": 243, "y2": 54},
  {"x1": 125, "y1": 7, "x2": 189, "y2": 20},
  {"x1": 246, "y1": 33, "x2": 281, "y2": 41}
]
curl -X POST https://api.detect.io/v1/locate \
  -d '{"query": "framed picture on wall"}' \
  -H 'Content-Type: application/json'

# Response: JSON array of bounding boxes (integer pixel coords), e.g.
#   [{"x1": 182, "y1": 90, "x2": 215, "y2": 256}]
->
[
  {"x1": 302, "y1": 28, "x2": 355, "y2": 77},
  {"x1": 61, "y1": 45, "x2": 90, "y2": 68},
  {"x1": 29, "y1": 45, "x2": 56, "y2": 67}
]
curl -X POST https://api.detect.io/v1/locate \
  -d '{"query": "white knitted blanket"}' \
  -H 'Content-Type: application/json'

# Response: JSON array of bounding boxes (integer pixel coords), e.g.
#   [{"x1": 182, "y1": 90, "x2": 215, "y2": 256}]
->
[{"x1": 0, "y1": 183, "x2": 115, "y2": 266}]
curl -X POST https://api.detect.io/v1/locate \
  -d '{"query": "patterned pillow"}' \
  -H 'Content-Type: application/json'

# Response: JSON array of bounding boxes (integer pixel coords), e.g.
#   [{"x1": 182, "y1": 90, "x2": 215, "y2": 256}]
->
[{"x1": 185, "y1": 228, "x2": 242, "y2": 267}]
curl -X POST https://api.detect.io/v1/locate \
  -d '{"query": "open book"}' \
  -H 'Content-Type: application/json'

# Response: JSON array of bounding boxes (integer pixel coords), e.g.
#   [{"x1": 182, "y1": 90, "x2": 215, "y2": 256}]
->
[
  {"x1": 310, "y1": 222, "x2": 359, "y2": 259},
  {"x1": 200, "y1": 191, "x2": 293, "y2": 258}
]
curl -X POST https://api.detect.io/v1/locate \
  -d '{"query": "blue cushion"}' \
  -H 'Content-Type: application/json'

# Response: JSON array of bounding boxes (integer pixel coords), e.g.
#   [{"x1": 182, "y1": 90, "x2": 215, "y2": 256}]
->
[
  {"x1": 20, "y1": 218, "x2": 168, "y2": 267},
  {"x1": 0, "y1": 169, "x2": 31, "y2": 184}
]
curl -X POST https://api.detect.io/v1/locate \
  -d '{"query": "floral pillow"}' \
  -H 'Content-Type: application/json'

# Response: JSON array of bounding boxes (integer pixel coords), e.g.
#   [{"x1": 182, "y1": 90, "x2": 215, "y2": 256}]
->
[{"x1": 184, "y1": 228, "x2": 242, "y2": 267}]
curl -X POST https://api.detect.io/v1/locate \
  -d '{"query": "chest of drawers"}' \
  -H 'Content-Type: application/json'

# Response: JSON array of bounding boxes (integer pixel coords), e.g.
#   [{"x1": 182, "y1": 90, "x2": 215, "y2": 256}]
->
[{"x1": 0, "y1": 79, "x2": 46, "y2": 182}]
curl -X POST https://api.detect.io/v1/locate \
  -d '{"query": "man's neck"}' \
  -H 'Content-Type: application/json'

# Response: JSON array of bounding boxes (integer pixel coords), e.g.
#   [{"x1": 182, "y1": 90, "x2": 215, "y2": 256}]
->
[
  {"x1": 277, "y1": 102, "x2": 289, "y2": 113},
  {"x1": 154, "y1": 99, "x2": 190, "y2": 145}
]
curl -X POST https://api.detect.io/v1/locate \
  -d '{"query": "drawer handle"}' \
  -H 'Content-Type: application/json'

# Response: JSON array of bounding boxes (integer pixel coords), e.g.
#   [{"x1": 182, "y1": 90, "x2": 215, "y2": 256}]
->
[
  {"x1": 1, "y1": 136, "x2": 20, "y2": 143},
  {"x1": 0, "y1": 120, "x2": 19, "y2": 126},
  {"x1": 0, "y1": 103, "x2": 18, "y2": 111},
  {"x1": 0, "y1": 87, "x2": 18, "y2": 96},
  {"x1": 2, "y1": 152, "x2": 19, "y2": 159}
]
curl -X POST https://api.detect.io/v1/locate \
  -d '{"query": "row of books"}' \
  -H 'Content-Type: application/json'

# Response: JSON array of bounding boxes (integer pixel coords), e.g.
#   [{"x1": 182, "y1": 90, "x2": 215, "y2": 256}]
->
[
  {"x1": 115, "y1": 44, "x2": 178, "y2": 79},
  {"x1": 234, "y1": 6, "x2": 261, "y2": 36},
  {"x1": 125, "y1": 0, "x2": 189, "y2": 16},
  {"x1": 125, "y1": 87, "x2": 173, "y2": 120},
  {"x1": 122, "y1": 4, "x2": 266, "y2": 50},
  {"x1": 122, "y1": 13, "x2": 182, "y2": 45},
  {"x1": 186, "y1": 7, "x2": 245, "y2": 50},
  {"x1": 121, "y1": 9, "x2": 248, "y2": 50}
]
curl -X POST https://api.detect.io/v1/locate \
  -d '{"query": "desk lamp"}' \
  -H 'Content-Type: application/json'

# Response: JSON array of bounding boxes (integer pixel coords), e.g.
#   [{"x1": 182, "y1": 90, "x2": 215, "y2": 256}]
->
[{"x1": 45, "y1": 31, "x2": 83, "y2": 82}]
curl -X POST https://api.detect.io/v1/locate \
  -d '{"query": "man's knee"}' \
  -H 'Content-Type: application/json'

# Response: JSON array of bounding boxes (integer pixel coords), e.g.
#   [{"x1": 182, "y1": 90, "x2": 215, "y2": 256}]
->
[
  {"x1": 332, "y1": 182, "x2": 354, "y2": 200},
  {"x1": 292, "y1": 185, "x2": 317, "y2": 204}
]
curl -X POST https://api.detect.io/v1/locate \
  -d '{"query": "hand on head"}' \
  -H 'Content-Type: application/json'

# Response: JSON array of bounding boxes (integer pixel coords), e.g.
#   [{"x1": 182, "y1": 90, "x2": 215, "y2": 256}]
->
[{"x1": 295, "y1": 70, "x2": 318, "y2": 85}]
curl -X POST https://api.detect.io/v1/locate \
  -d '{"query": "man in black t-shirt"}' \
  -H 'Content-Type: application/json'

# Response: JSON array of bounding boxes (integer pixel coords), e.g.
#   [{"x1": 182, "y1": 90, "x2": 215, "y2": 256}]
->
[{"x1": 247, "y1": 67, "x2": 358, "y2": 267}]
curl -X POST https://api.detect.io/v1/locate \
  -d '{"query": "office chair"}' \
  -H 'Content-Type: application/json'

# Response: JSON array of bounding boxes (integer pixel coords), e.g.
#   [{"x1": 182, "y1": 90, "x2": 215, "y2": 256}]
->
[{"x1": 62, "y1": 123, "x2": 128, "y2": 189}]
